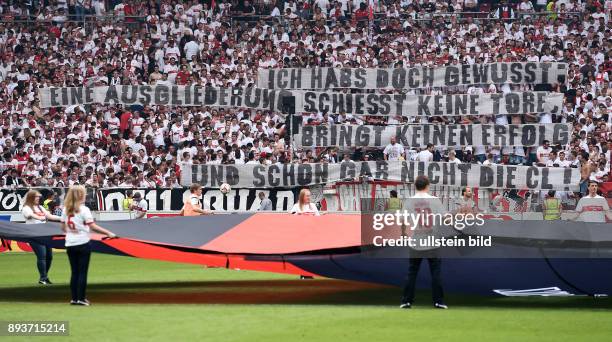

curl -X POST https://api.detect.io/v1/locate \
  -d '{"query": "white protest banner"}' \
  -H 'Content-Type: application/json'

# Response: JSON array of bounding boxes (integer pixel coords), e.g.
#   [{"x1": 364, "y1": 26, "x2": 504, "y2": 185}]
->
[
  {"x1": 182, "y1": 161, "x2": 579, "y2": 191},
  {"x1": 257, "y1": 63, "x2": 568, "y2": 90},
  {"x1": 39, "y1": 86, "x2": 562, "y2": 116},
  {"x1": 296, "y1": 123, "x2": 571, "y2": 148},
  {"x1": 298, "y1": 91, "x2": 562, "y2": 116},
  {"x1": 38, "y1": 85, "x2": 293, "y2": 109}
]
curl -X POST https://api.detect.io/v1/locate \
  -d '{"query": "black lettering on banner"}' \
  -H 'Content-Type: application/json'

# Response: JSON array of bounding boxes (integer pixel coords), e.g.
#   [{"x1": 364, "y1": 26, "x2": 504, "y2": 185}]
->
[
  {"x1": 268, "y1": 165, "x2": 280, "y2": 187},
  {"x1": 442, "y1": 162, "x2": 454, "y2": 186},
  {"x1": 522, "y1": 91, "x2": 535, "y2": 113},
  {"x1": 490, "y1": 93, "x2": 503, "y2": 114},
  {"x1": 540, "y1": 63, "x2": 551, "y2": 84},
  {"x1": 283, "y1": 164, "x2": 295, "y2": 186},
  {"x1": 481, "y1": 124, "x2": 492, "y2": 146},
  {"x1": 290, "y1": 69, "x2": 302, "y2": 88},
  {"x1": 105, "y1": 86, "x2": 119, "y2": 104},
  {"x1": 524, "y1": 63, "x2": 536, "y2": 83},
  {"x1": 253, "y1": 165, "x2": 265, "y2": 187},
  {"x1": 496, "y1": 165, "x2": 504, "y2": 188},
  {"x1": 427, "y1": 163, "x2": 440, "y2": 184},
  {"x1": 204, "y1": 87, "x2": 217, "y2": 105},
  {"x1": 325, "y1": 69, "x2": 339, "y2": 88},
  {"x1": 470, "y1": 95, "x2": 479, "y2": 115},
  {"x1": 267, "y1": 69, "x2": 275, "y2": 89},
  {"x1": 412, "y1": 125, "x2": 422, "y2": 146},
  {"x1": 245, "y1": 88, "x2": 261, "y2": 108},
  {"x1": 432, "y1": 125, "x2": 445, "y2": 146},
  {"x1": 304, "y1": 92, "x2": 316, "y2": 112},
  {"x1": 355, "y1": 69, "x2": 367, "y2": 88},
  {"x1": 318, "y1": 92, "x2": 330, "y2": 112},
  {"x1": 226, "y1": 166, "x2": 239, "y2": 186},
  {"x1": 472, "y1": 64, "x2": 488, "y2": 84},
  {"x1": 332, "y1": 92, "x2": 344, "y2": 114},
  {"x1": 491, "y1": 63, "x2": 508, "y2": 84},
  {"x1": 339, "y1": 125, "x2": 352, "y2": 146},
  {"x1": 355, "y1": 95, "x2": 364, "y2": 115},
  {"x1": 526, "y1": 166, "x2": 538, "y2": 189},
  {"x1": 408, "y1": 68, "x2": 419, "y2": 88},
  {"x1": 540, "y1": 168, "x2": 553, "y2": 190},
  {"x1": 340, "y1": 68, "x2": 352, "y2": 87},
  {"x1": 315, "y1": 163, "x2": 328, "y2": 184},
  {"x1": 401, "y1": 161, "x2": 414, "y2": 183},
  {"x1": 312, "y1": 69, "x2": 323, "y2": 89},
  {"x1": 433, "y1": 95, "x2": 443, "y2": 116},
  {"x1": 61, "y1": 88, "x2": 68, "y2": 105},
  {"x1": 508, "y1": 125, "x2": 519, "y2": 146},
  {"x1": 139, "y1": 85, "x2": 152, "y2": 104},
  {"x1": 522, "y1": 124, "x2": 536, "y2": 145},
  {"x1": 480, "y1": 166, "x2": 494, "y2": 187},
  {"x1": 373, "y1": 126, "x2": 385, "y2": 146},
  {"x1": 555, "y1": 124, "x2": 569, "y2": 145},
  {"x1": 192, "y1": 165, "x2": 206, "y2": 184},
  {"x1": 377, "y1": 70, "x2": 389, "y2": 88},
  {"x1": 375, "y1": 161, "x2": 388, "y2": 180},
  {"x1": 171, "y1": 86, "x2": 182, "y2": 105},
  {"x1": 341, "y1": 161, "x2": 356, "y2": 179},
  {"x1": 366, "y1": 94, "x2": 378, "y2": 115},
  {"x1": 278, "y1": 69, "x2": 288, "y2": 88},
  {"x1": 218, "y1": 87, "x2": 228, "y2": 106},
  {"x1": 392, "y1": 69, "x2": 406, "y2": 89},
  {"x1": 461, "y1": 64, "x2": 471, "y2": 85},
  {"x1": 302, "y1": 126, "x2": 314, "y2": 147},
  {"x1": 563, "y1": 168, "x2": 572, "y2": 188},
  {"x1": 510, "y1": 63, "x2": 522, "y2": 83},
  {"x1": 445, "y1": 66, "x2": 459, "y2": 86},
  {"x1": 356, "y1": 126, "x2": 370, "y2": 146},
  {"x1": 397, "y1": 126, "x2": 410, "y2": 145},
  {"x1": 70, "y1": 87, "x2": 83, "y2": 105},
  {"x1": 315, "y1": 126, "x2": 327, "y2": 147},
  {"x1": 394, "y1": 94, "x2": 406, "y2": 115},
  {"x1": 230, "y1": 88, "x2": 242, "y2": 106},
  {"x1": 457, "y1": 163, "x2": 471, "y2": 186},
  {"x1": 494, "y1": 125, "x2": 507, "y2": 146},
  {"x1": 505, "y1": 93, "x2": 520, "y2": 114},
  {"x1": 459, "y1": 125, "x2": 472, "y2": 146},
  {"x1": 505, "y1": 166, "x2": 517, "y2": 188},
  {"x1": 121, "y1": 86, "x2": 138, "y2": 104},
  {"x1": 210, "y1": 165, "x2": 226, "y2": 187},
  {"x1": 423, "y1": 67, "x2": 434, "y2": 87},
  {"x1": 538, "y1": 124, "x2": 546, "y2": 145},
  {"x1": 379, "y1": 94, "x2": 391, "y2": 115},
  {"x1": 85, "y1": 86, "x2": 94, "y2": 103},
  {"x1": 49, "y1": 88, "x2": 60, "y2": 106},
  {"x1": 455, "y1": 95, "x2": 468, "y2": 115},
  {"x1": 418, "y1": 96, "x2": 431, "y2": 116}
]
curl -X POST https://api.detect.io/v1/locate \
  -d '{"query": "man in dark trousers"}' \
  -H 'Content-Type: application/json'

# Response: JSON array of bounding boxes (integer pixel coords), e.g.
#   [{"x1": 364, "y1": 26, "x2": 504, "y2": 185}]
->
[{"x1": 400, "y1": 175, "x2": 447, "y2": 309}]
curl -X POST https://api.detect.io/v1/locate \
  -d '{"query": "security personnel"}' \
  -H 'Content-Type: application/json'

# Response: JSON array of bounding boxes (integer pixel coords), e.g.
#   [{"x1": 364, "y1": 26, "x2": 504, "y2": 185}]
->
[
  {"x1": 122, "y1": 190, "x2": 134, "y2": 211},
  {"x1": 542, "y1": 190, "x2": 562, "y2": 220},
  {"x1": 42, "y1": 193, "x2": 56, "y2": 211},
  {"x1": 386, "y1": 190, "x2": 403, "y2": 211}
]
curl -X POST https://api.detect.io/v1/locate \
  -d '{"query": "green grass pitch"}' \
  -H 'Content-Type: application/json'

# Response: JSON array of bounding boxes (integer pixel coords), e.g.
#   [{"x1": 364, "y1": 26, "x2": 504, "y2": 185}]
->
[{"x1": 0, "y1": 253, "x2": 611, "y2": 341}]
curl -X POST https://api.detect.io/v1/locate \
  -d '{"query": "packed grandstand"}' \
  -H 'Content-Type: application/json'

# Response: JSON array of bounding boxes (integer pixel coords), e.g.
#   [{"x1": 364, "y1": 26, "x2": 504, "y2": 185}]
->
[{"x1": 0, "y1": 0, "x2": 609, "y2": 207}]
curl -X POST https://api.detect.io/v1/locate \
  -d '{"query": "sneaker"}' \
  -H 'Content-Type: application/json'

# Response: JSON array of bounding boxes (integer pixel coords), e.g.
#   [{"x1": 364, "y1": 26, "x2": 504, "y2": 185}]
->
[
  {"x1": 43, "y1": 278, "x2": 53, "y2": 285},
  {"x1": 399, "y1": 302, "x2": 412, "y2": 309},
  {"x1": 38, "y1": 279, "x2": 49, "y2": 285},
  {"x1": 70, "y1": 300, "x2": 78, "y2": 305},
  {"x1": 434, "y1": 303, "x2": 448, "y2": 309},
  {"x1": 76, "y1": 300, "x2": 90, "y2": 306}
]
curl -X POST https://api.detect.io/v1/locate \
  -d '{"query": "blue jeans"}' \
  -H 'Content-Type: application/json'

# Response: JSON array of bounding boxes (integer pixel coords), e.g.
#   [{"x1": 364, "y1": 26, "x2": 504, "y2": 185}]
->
[{"x1": 30, "y1": 242, "x2": 52, "y2": 281}]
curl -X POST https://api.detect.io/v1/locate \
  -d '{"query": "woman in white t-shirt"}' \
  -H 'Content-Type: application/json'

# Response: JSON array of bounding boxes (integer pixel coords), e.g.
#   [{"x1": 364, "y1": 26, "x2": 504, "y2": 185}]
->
[
  {"x1": 61, "y1": 186, "x2": 116, "y2": 306},
  {"x1": 21, "y1": 190, "x2": 62, "y2": 285},
  {"x1": 290, "y1": 189, "x2": 320, "y2": 216}
]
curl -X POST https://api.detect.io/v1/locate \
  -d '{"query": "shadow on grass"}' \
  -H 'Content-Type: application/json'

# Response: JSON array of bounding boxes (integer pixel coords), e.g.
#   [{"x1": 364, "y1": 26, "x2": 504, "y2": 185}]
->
[{"x1": 0, "y1": 279, "x2": 610, "y2": 309}]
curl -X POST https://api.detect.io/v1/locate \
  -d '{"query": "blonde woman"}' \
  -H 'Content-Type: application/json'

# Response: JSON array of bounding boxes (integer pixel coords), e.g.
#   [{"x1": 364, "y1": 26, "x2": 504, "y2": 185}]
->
[
  {"x1": 61, "y1": 186, "x2": 116, "y2": 306},
  {"x1": 290, "y1": 189, "x2": 320, "y2": 216},
  {"x1": 21, "y1": 190, "x2": 62, "y2": 285}
]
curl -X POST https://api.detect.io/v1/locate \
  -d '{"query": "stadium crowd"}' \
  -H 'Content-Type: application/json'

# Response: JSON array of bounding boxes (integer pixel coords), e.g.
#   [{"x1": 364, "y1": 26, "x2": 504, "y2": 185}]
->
[{"x1": 0, "y1": 0, "x2": 609, "y2": 197}]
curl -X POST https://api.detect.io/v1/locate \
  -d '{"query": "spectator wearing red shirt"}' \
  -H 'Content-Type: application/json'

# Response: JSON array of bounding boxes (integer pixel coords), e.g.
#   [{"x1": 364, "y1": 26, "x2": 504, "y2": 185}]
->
[
  {"x1": 120, "y1": 110, "x2": 132, "y2": 140},
  {"x1": 176, "y1": 65, "x2": 191, "y2": 85}
]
